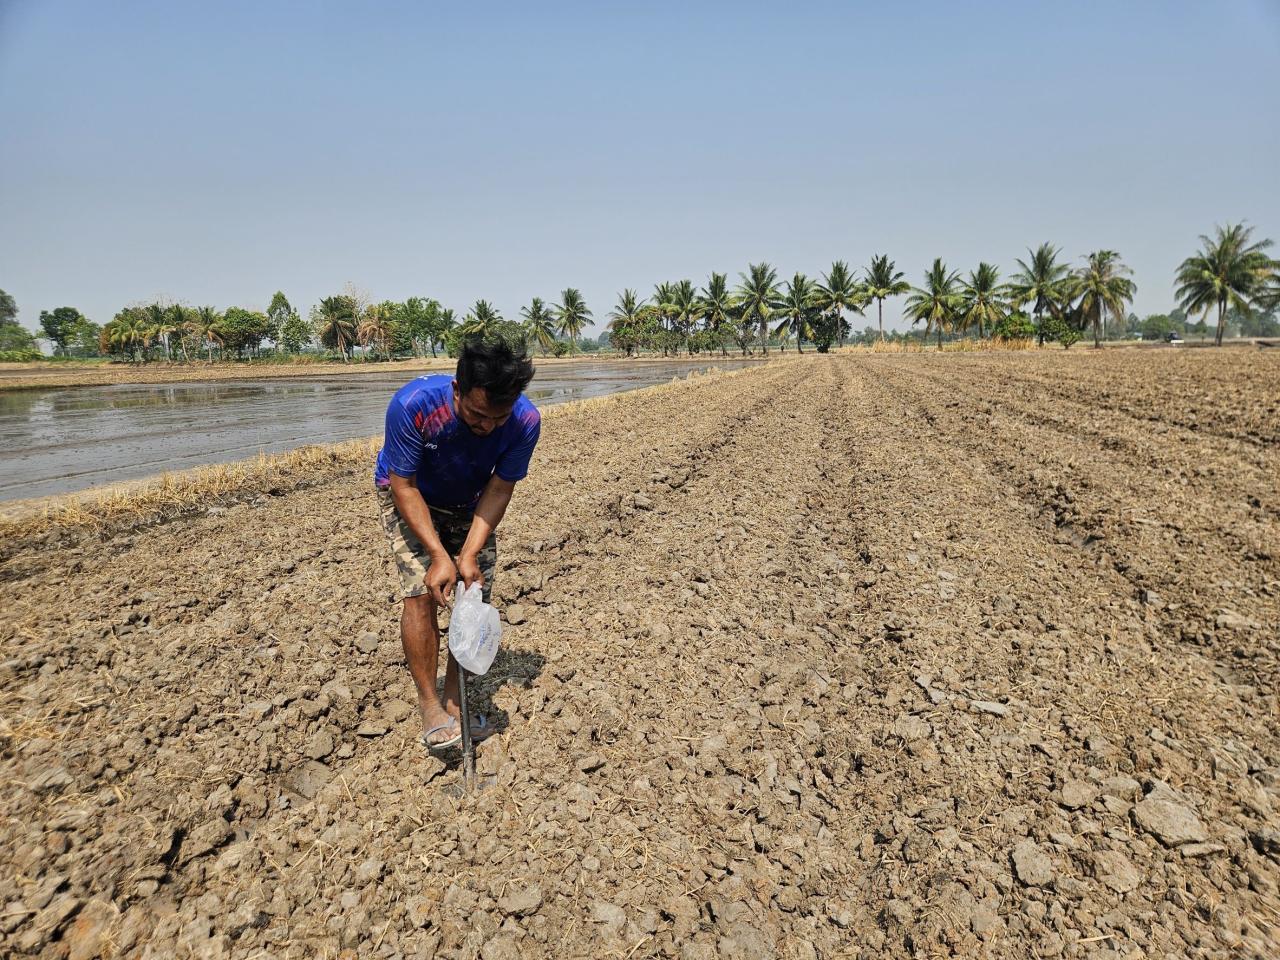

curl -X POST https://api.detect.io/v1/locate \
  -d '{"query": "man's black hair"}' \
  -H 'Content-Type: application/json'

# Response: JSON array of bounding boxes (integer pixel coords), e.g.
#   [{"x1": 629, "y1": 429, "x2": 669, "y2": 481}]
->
[{"x1": 456, "y1": 337, "x2": 536, "y2": 406}]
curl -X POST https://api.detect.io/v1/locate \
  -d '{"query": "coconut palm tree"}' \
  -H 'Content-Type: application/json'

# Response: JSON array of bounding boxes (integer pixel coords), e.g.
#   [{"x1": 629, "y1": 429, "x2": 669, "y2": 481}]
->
[
  {"x1": 813, "y1": 260, "x2": 865, "y2": 349},
  {"x1": 958, "y1": 262, "x2": 1008, "y2": 340},
  {"x1": 358, "y1": 303, "x2": 393, "y2": 358},
  {"x1": 863, "y1": 255, "x2": 910, "y2": 342},
  {"x1": 905, "y1": 258, "x2": 962, "y2": 349},
  {"x1": 1175, "y1": 223, "x2": 1275, "y2": 346},
  {"x1": 168, "y1": 304, "x2": 193, "y2": 360},
  {"x1": 735, "y1": 262, "x2": 781, "y2": 355},
  {"x1": 520, "y1": 297, "x2": 556, "y2": 355},
  {"x1": 670, "y1": 279, "x2": 700, "y2": 354},
  {"x1": 1072, "y1": 251, "x2": 1136, "y2": 347},
  {"x1": 607, "y1": 289, "x2": 647, "y2": 357},
  {"x1": 651, "y1": 282, "x2": 677, "y2": 356},
  {"x1": 188, "y1": 306, "x2": 224, "y2": 361},
  {"x1": 775, "y1": 272, "x2": 816, "y2": 352},
  {"x1": 315, "y1": 295, "x2": 357, "y2": 361},
  {"x1": 1259, "y1": 266, "x2": 1280, "y2": 313},
  {"x1": 108, "y1": 308, "x2": 150, "y2": 361},
  {"x1": 555, "y1": 288, "x2": 591, "y2": 355},
  {"x1": 434, "y1": 307, "x2": 457, "y2": 356},
  {"x1": 699, "y1": 272, "x2": 732, "y2": 356},
  {"x1": 1009, "y1": 243, "x2": 1072, "y2": 346},
  {"x1": 146, "y1": 303, "x2": 177, "y2": 361},
  {"x1": 460, "y1": 300, "x2": 503, "y2": 340}
]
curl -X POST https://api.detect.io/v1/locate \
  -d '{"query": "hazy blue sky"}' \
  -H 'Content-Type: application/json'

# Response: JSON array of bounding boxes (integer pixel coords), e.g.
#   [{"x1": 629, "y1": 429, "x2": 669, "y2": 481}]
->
[{"x1": 2, "y1": 0, "x2": 1278, "y2": 336}]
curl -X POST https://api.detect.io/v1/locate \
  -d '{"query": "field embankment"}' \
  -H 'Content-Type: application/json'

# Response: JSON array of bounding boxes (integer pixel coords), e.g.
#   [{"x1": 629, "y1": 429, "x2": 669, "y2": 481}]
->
[
  {"x1": 0, "y1": 357, "x2": 452, "y2": 390},
  {"x1": 1, "y1": 351, "x2": 1277, "y2": 958},
  {"x1": 0, "y1": 353, "x2": 759, "y2": 391}
]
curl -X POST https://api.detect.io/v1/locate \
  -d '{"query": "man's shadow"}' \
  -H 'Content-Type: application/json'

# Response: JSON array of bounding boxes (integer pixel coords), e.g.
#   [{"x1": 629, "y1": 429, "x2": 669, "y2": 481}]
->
[
  {"x1": 431, "y1": 644, "x2": 546, "y2": 778},
  {"x1": 451, "y1": 645, "x2": 546, "y2": 734}
]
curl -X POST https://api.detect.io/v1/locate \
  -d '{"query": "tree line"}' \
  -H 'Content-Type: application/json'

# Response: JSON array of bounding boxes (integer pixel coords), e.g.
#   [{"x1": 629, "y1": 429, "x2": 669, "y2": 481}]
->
[
  {"x1": 1, "y1": 221, "x2": 1275, "y2": 362},
  {"x1": 604, "y1": 223, "x2": 1277, "y2": 355},
  {"x1": 0, "y1": 286, "x2": 602, "y2": 363}
]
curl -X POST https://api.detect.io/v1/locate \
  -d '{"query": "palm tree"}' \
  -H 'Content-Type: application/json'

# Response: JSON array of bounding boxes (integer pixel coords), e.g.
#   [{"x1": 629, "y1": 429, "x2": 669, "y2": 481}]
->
[
  {"x1": 555, "y1": 288, "x2": 591, "y2": 355},
  {"x1": 671, "y1": 279, "x2": 700, "y2": 354},
  {"x1": 147, "y1": 303, "x2": 176, "y2": 361},
  {"x1": 108, "y1": 309, "x2": 150, "y2": 361},
  {"x1": 735, "y1": 262, "x2": 781, "y2": 355},
  {"x1": 188, "y1": 306, "x2": 224, "y2": 361},
  {"x1": 315, "y1": 295, "x2": 357, "y2": 361},
  {"x1": 607, "y1": 289, "x2": 646, "y2": 358},
  {"x1": 1259, "y1": 266, "x2": 1280, "y2": 313},
  {"x1": 863, "y1": 255, "x2": 910, "y2": 342},
  {"x1": 1009, "y1": 243, "x2": 1072, "y2": 347},
  {"x1": 699, "y1": 272, "x2": 732, "y2": 356},
  {"x1": 168, "y1": 304, "x2": 193, "y2": 360},
  {"x1": 1175, "y1": 223, "x2": 1275, "y2": 346},
  {"x1": 358, "y1": 303, "x2": 393, "y2": 358},
  {"x1": 1073, "y1": 251, "x2": 1136, "y2": 348},
  {"x1": 958, "y1": 263, "x2": 1008, "y2": 340},
  {"x1": 775, "y1": 272, "x2": 816, "y2": 353},
  {"x1": 813, "y1": 261, "x2": 865, "y2": 349},
  {"x1": 434, "y1": 307, "x2": 457, "y2": 356},
  {"x1": 651, "y1": 282, "x2": 677, "y2": 356},
  {"x1": 460, "y1": 300, "x2": 503, "y2": 340},
  {"x1": 520, "y1": 297, "x2": 556, "y2": 355},
  {"x1": 905, "y1": 258, "x2": 961, "y2": 349}
]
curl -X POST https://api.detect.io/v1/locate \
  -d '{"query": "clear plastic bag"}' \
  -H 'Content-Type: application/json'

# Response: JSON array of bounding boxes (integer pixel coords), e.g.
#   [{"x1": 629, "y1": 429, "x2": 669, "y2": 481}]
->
[{"x1": 447, "y1": 581, "x2": 502, "y2": 675}]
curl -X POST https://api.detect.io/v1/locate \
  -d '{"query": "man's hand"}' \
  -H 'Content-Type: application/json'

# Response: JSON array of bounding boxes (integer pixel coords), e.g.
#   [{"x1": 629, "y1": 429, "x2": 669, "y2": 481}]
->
[
  {"x1": 425, "y1": 552, "x2": 458, "y2": 606},
  {"x1": 456, "y1": 551, "x2": 485, "y2": 591}
]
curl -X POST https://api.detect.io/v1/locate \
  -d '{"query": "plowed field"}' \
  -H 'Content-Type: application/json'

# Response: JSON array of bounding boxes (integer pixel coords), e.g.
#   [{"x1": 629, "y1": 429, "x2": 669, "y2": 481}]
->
[{"x1": 2, "y1": 350, "x2": 1278, "y2": 959}]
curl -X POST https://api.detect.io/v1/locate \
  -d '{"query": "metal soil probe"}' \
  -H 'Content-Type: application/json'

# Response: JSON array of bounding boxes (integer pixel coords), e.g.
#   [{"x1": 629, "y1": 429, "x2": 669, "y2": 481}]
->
[{"x1": 456, "y1": 660, "x2": 475, "y2": 789}]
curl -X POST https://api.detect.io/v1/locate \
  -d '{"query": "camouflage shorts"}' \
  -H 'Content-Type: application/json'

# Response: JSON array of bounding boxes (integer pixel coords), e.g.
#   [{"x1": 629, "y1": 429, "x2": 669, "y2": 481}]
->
[{"x1": 376, "y1": 488, "x2": 496, "y2": 603}]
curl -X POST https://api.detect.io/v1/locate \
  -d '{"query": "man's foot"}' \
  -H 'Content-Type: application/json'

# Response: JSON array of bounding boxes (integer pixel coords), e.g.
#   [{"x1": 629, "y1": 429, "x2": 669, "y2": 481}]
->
[
  {"x1": 468, "y1": 715, "x2": 497, "y2": 743},
  {"x1": 440, "y1": 677, "x2": 461, "y2": 721},
  {"x1": 439, "y1": 699, "x2": 495, "y2": 742},
  {"x1": 419, "y1": 698, "x2": 459, "y2": 747},
  {"x1": 421, "y1": 712, "x2": 495, "y2": 751},
  {"x1": 422, "y1": 716, "x2": 461, "y2": 751}
]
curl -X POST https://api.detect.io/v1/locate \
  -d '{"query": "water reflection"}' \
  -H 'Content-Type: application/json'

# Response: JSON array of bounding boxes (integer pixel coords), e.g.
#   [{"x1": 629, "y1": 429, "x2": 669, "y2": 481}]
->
[{"x1": 0, "y1": 361, "x2": 757, "y2": 500}]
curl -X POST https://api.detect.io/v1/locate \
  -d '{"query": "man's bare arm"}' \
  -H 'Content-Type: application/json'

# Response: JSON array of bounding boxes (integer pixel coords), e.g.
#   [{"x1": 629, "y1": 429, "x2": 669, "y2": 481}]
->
[
  {"x1": 456, "y1": 474, "x2": 516, "y2": 588},
  {"x1": 389, "y1": 472, "x2": 456, "y2": 604}
]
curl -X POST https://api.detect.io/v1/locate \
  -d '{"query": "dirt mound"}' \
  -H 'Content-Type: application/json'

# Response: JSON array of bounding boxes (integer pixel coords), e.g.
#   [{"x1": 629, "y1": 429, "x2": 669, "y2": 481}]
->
[{"x1": 1, "y1": 351, "x2": 1278, "y2": 958}]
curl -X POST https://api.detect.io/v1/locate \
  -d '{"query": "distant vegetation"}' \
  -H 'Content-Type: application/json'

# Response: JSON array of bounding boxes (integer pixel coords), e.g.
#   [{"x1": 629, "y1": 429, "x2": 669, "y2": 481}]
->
[
  {"x1": 611, "y1": 226, "x2": 1274, "y2": 353},
  {"x1": 1, "y1": 222, "x2": 1276, "y2": 363}
]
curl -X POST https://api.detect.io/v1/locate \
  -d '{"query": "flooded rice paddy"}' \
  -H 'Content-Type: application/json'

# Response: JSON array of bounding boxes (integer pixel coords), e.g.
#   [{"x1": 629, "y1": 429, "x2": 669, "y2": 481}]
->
[{"x1": 0, "y1": 360, "x2": 758, "y2": 500}]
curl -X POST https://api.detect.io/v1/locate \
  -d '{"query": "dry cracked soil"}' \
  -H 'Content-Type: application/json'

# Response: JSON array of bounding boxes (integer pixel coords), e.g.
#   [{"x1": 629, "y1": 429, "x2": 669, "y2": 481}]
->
[{"x1": 2, "y1": 350, "x2": 1279, "y2": 959}]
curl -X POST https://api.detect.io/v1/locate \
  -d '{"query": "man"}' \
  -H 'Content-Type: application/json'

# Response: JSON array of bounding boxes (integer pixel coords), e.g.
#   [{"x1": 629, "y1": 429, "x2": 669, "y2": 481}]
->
[{"x1": 374, "y1": 339, "x2": 539, "y2": 749}]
